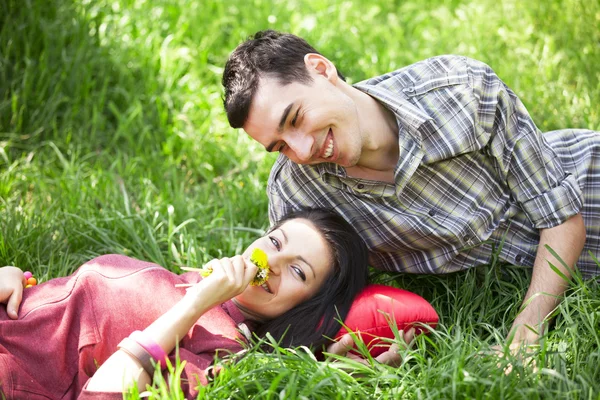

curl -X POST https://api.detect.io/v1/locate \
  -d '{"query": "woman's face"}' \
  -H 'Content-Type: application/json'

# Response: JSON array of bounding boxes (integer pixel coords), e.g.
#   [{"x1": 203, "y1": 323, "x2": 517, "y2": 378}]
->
[{"x1": 234, "y1": 218, "x2": 333, "y2": 320}]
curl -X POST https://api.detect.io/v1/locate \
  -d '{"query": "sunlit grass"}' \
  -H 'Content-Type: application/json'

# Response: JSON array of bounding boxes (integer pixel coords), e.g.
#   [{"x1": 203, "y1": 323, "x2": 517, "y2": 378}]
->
[{"x1": 1, "y1": 0, "x2": 599, "y2": 398}]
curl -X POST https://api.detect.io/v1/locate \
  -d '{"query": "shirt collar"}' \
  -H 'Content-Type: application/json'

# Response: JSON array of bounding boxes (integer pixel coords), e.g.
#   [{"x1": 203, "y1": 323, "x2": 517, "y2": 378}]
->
[
  {"x1": 222, "y1": 299, "x2": 247, "y2": 324},
  {"x1": 353, "y1": 80, "x2": 431, "y2": 141}
]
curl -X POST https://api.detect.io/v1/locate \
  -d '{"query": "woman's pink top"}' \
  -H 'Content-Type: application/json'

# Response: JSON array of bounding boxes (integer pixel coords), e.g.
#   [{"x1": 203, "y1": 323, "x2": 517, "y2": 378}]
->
[{"x1": 0, "y1": 254, "x2": 249, "y2": 399}]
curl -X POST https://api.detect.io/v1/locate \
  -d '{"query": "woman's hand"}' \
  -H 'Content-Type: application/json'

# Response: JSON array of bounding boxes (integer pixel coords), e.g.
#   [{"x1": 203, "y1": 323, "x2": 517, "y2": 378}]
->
[
  {"x1": 0, "y1": 266, "x2": 26, "y2": 319},
  {"x1": 326, "y1": 328, "x2": 415, "y2": 367},
  {"x1": 186, "y1": 256, "x2": 258, "y2": 309}
]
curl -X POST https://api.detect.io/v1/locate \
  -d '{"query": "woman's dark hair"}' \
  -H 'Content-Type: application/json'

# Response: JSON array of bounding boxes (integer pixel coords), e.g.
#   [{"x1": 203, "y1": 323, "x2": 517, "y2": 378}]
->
[
  {"x1": 222, "y1": 30, "x2": 346, "y2": 129},
  {"x1": 254, "y1": 208, "x2": 368, "y2": 349}
]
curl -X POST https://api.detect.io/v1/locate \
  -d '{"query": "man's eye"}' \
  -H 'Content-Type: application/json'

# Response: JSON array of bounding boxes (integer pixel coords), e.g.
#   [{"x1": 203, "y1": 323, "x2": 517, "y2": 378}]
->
[
  {"x1": 269, "y1": 236, "x2": 281, "y2": 250},
  {"x1": 292, "y1": 266, "x2": 306, "y2": 281},
  {"x1": 291, "y1": 109, "x2": 300, "y2": 127}
]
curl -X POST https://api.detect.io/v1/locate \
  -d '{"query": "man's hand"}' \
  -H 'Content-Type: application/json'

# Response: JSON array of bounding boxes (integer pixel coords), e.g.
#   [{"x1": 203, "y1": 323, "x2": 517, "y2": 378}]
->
[
  {"x1": 0, "y1": 266, "x2": 26, "y2": 319},
  {"x1": 326, "y1": 328, "x2": 415, "y2": 367},
  {"x1": 489, "y1": 342, "x2": 539, "y2": 375}
]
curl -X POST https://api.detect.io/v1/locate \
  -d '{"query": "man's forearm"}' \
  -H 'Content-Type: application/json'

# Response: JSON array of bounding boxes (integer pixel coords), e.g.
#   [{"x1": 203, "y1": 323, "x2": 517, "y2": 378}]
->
[{"x1": 509, "y1": 213, "x2": 585, "y2": 345}]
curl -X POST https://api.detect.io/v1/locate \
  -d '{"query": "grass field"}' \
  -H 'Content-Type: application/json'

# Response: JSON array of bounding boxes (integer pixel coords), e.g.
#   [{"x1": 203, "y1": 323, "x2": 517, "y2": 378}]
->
[{"x1": 1, "y1": 0, "x2": 599, "y2": 398}]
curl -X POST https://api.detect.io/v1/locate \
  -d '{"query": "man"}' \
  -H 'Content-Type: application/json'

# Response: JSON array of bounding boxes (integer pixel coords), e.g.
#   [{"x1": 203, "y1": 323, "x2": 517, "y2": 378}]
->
[{"x1": 221, "y1": 30, "x2": 599, "y2": 358}]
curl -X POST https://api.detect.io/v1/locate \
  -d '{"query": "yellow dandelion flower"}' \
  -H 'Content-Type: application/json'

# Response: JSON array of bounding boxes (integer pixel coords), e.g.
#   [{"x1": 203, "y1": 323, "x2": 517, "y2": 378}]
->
[{"x1": 249, "y1": 247, "x2": 269, "y2": 286}]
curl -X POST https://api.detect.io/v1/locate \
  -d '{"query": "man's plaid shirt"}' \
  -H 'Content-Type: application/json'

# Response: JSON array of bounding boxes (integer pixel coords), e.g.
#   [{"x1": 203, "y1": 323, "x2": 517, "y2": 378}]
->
[{"x1": 267, "y1": 55, "x2": 600, "y2": 277}]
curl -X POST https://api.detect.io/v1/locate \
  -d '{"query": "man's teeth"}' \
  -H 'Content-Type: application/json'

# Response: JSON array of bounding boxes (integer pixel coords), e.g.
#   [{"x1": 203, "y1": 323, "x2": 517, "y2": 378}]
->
[
  {"x1": 323, "y1": 138, "x2": 334, "y2": 158},
  {"x1": 261, "y1": 283, "x2": 271, "y2": 293}
]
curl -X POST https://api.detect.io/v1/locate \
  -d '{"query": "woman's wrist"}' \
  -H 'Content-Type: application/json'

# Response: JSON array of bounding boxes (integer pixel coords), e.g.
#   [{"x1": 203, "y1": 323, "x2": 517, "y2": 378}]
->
[
  {"x1": 118, "y1": 336, "x2": 161, "y2": 376},
  {"x1": 129, "y1": 330, "x2": 168, "y2": 369}
]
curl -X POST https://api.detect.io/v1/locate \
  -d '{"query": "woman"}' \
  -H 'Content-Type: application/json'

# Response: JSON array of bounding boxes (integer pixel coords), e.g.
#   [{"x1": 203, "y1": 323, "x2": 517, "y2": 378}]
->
[{"x1": 0, "y1": 209, "x2": 368, "y2": 399}]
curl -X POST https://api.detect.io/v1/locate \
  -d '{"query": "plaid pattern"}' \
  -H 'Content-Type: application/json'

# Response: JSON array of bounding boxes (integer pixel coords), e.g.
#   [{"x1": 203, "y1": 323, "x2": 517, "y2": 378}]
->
[{"x1": 267, "y1": 55, "x2": 600, "y2": 277}]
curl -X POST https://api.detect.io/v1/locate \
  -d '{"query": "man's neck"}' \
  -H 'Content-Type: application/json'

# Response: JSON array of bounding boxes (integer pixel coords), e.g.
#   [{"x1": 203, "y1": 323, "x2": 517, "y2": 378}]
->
[
  {"x1": 345, "y1": 165, "x2": 396, "y2": 183},
  {"x1": 347, "y1": 87, "x2": 399, "y2": 182}
]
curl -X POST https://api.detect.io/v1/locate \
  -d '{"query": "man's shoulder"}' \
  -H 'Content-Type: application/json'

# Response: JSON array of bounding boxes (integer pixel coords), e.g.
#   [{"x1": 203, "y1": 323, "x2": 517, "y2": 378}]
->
[{"x1": 357, "y1": 55, "x2": 473, "y2": 87}]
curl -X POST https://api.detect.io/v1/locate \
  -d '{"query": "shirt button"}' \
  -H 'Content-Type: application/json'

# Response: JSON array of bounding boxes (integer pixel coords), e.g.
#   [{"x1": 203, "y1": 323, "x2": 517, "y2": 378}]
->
[
  {"x1": 403, "y1": 87, "x2": 415, "y2": 94},
  {"x1": 357, "y1": 184, "x2": 365, "y2": 190},
  {"x1": 428, "y1": 209, "x2": 437, "y2": 217},
  {"x1": 515, "y1": 254, "x2": 523, "y2": 263},
  {"x1": 463, "y1": 234, "x2": 472, "y2": 242}
]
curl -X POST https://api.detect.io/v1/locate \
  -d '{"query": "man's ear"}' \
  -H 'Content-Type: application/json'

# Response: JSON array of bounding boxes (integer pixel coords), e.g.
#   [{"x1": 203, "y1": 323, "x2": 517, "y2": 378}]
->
[{"x1": 304, "y1": 53, "x2": 338, "y2": 84}]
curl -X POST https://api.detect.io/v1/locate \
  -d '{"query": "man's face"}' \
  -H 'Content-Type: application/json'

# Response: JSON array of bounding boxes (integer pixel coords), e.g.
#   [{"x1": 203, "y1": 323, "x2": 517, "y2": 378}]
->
[{"x1": 243, "y1": 72, "x2": 364, "y2": 167}]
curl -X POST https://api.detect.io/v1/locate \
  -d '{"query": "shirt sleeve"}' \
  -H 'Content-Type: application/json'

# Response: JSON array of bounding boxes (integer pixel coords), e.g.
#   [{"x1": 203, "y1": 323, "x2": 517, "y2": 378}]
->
[{"x1": 467, "y1": 57, "x2": 583, "y2": 229}]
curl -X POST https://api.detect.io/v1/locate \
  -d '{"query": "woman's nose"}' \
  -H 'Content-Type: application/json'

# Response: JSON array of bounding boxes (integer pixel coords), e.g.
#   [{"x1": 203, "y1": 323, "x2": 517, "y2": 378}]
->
[{"x1": 267, "y1": 255, "x2": 281, "y2": 276}]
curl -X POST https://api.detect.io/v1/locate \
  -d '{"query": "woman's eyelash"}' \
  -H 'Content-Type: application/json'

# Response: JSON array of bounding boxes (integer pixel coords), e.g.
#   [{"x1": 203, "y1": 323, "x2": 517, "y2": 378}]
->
[
  {"x1": 269, "y1": 236, "x2": 281, "y2": 250},
  {"x1": 267, "y1": 234, "x2": 305, "y2": 281},
  {"x1": 292, "y1": 266, "x2": 306, "y2": 281}
]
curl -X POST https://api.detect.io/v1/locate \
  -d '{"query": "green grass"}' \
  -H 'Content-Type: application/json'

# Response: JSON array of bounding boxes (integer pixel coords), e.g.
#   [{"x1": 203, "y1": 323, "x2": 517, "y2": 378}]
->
[{"x1": 1, "y1": 0, "x2": 599, "y2": 398}]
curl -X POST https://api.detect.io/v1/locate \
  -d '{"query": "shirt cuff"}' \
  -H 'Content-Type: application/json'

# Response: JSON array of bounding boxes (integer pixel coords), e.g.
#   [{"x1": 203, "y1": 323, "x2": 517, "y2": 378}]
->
[{"x1": 521, "y1": 174, "x2": 583, "y2": 229}]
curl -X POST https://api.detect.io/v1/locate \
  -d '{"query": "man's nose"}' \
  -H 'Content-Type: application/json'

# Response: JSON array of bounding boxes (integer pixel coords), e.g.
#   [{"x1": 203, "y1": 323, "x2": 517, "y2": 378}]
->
[{"x1": 287, "y1": 132, "x2": 314, "y2": 162}]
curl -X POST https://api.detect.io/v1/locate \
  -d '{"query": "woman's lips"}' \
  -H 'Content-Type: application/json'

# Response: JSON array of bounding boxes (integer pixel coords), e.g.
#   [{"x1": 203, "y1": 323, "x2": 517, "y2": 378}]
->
[{"x1": 261, "y1": 282, "x2": 272, "y2": 294}]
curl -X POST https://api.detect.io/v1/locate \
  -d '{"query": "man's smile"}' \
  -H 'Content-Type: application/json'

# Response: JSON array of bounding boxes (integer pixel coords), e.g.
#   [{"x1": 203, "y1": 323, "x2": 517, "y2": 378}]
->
[{"x1": 321, "y1": 128, "x2": 335, "y2": 159}]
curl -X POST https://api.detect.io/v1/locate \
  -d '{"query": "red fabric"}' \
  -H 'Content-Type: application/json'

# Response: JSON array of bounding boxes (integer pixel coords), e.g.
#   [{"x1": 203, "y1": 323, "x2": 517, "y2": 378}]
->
[
  {"x1": 335, "y1": 284, "x2": 439, "y2": 357},
  {"x1": 0, "y1": 255, "x2": 248, "y2": 400}
]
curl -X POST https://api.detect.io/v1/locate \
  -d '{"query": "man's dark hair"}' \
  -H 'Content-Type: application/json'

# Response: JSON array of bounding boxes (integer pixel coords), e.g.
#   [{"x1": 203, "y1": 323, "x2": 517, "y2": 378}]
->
[
  {"x1": 254, "y1": 208, "x2": 368, "y2": 350},
  {"x1": 222, "y1": 30, "x2": 345, "y2": 129}
]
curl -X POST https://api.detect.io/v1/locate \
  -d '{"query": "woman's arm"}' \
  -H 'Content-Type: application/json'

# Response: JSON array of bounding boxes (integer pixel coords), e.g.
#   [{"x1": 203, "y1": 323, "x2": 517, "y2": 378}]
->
[
  {"x1": 0, "y1": 266, "x2": 26, "y2": 319},
  {"x1": 85, "y1": 256, "x2": 257, "y2": 393}
]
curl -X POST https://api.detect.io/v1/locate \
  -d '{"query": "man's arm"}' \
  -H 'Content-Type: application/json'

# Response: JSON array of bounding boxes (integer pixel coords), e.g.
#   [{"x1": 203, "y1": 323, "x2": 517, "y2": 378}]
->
[
  {"x1": 508, "y1": 213, "x2": 585, "y2": 346},
  {"x1": 467, "y1": 57, "x2": 586, "y2": 348}
]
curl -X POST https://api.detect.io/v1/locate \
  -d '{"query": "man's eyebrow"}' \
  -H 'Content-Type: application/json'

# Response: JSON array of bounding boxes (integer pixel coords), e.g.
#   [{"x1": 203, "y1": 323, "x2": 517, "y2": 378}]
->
[
  {"x1": 280, "y1": 228, "x2": 316, "y2": 278},
  {"x1": 265, "y1": 103, "x2": 294, "y2": 152}
]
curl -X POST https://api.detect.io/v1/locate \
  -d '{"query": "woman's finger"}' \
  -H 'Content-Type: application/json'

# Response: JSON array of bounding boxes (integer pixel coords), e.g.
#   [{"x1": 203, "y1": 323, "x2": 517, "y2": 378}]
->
[
  {"x1": 205, "y1": 258, "x2": 231, "y2": 281},
  {"x1": 7, "y1": 287, "x2": 23, "y2": 320},
  {"x1": 326, "y1": 333, "x2": 354, "y2": 356},
  {"x1": 238, "y1": 256, "x2": 258, "y2": 285},
  {"x1": 374, "y1": 344, "x2": 401, "y2": 366},
  {"x1": 402, "y1": 328, "x2": 416, "y2": 346}
]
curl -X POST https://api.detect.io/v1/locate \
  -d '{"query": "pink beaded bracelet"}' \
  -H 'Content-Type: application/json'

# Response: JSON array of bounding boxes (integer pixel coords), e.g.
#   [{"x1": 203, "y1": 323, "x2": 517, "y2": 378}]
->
[{"x1": 129, "y1": 330, "x2": 168, "y2": 369}]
